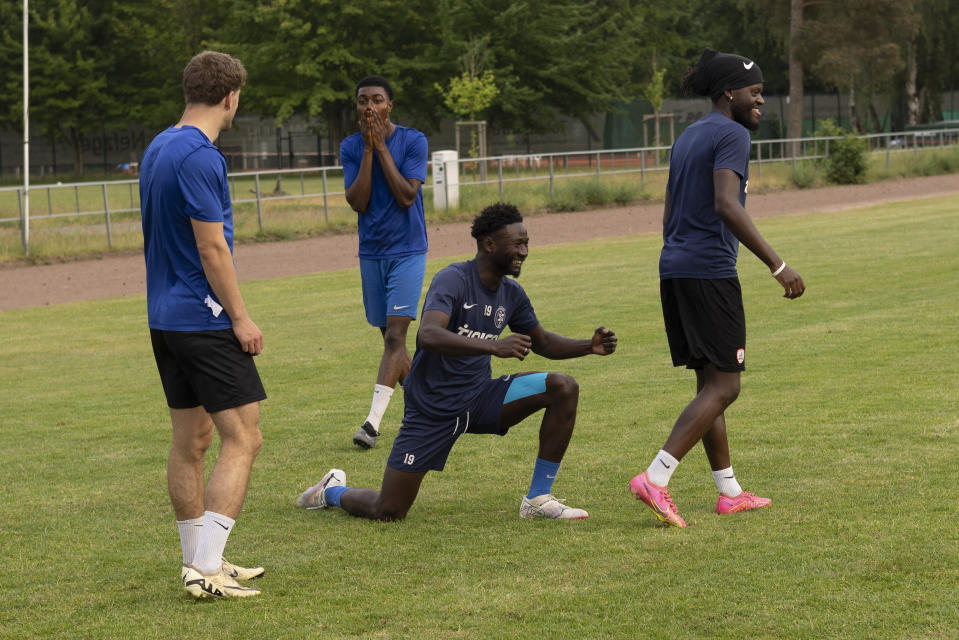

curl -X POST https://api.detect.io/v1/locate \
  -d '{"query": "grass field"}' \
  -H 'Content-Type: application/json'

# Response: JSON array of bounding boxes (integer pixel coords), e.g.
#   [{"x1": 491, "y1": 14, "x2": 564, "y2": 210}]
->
[{"x1": 1, "y1": 195, "x2": 957, "y2": 638}]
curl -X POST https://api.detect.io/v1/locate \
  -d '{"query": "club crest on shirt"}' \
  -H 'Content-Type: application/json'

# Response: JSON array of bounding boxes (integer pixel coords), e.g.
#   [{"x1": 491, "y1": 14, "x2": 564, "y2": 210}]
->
[{"x1": 494, "y1": 306, "x2": 507, "y2": 329}]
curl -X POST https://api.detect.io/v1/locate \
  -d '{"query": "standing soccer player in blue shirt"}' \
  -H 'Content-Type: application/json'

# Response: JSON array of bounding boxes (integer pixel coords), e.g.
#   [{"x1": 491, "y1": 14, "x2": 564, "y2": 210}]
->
[
  {"x1": 340, "y1": 75, "x2": 429, "y2": 450},
  {"x1": 630, "y1": 49, "x2": 805, "y2": 528},
  {"x1": 296, "y1": 203, "x2": 618, "y2": 520},
  {"x1": 141, "y1": 51, "x2": 265, "y2": 598}
]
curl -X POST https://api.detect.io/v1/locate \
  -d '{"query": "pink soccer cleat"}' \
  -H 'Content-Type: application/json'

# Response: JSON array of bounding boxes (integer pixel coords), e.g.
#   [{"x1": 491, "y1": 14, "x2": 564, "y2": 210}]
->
[
  {"x1": 715, "y1": 490, "x2": 771, "y2": 515},
  {"x1": 629, "y1": 471, "x2": 686, "y2": 528}
]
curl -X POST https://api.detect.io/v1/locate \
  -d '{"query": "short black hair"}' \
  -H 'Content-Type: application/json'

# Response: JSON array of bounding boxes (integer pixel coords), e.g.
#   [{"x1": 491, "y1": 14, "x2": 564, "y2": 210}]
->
[
  {"x1": 355, "y1": 75, "x2": 394, "y2": 100},
  {"x1": 471, "y1": 202, "x2": 524, "y2": 240}
]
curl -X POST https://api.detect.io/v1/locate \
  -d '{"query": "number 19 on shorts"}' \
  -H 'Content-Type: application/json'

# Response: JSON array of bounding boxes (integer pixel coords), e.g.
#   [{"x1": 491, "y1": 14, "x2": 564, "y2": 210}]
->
[{"x1": 403, "y1": 453, "x2": 415, "y2": 465}]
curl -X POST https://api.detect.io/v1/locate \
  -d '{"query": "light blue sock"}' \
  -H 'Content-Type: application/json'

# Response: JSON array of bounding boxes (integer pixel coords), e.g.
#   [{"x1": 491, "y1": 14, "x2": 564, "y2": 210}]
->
[
  {"x1": 527, "y1": 458, "x2": 561, "y2": 499},
  {"x1": 324, "y1": 485, "x2": 349, "y2": 508}
]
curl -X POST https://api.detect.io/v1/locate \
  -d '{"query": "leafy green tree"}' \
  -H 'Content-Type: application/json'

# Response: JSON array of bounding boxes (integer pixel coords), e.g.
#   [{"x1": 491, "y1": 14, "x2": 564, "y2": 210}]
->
[
  {"x1": 213, "y1": 0, "x2": 447, "y2": 151},
  {"x1": 799, "y1": 0, "x2": 920, "y2": 132},
  {"x1": 0, "y1": 0, "x2": 217, "y2": 175},
  {"x1": 438, "y1": 0, "x2": 639, "y2": 141},
  {"x1": 906, "y1": 0, "x2": 959, "y2": 124},
  {"x1": 438, "y1": 70, "x2": 499, "y2": 122},
  {"x1": 23, "y1": 0, "x2": 115, "y2": 175},
  {"x1": 0, "y1": 1, "x2": 23, "y2": 130},
  {"x1": 106, "y1": 0, "x2": 231, "y2": 131}
]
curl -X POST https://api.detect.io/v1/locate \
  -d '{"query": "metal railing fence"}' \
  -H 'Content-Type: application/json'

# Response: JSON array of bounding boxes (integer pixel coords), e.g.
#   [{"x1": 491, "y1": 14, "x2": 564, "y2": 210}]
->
[{"x1": 2, "y1": 128, "x2": 958, "y2": 252}]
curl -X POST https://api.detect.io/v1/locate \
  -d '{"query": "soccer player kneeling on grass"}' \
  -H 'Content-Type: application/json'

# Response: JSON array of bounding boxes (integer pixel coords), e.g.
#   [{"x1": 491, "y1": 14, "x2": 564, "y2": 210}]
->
[
  {"x1": 296, "y1": 202, "x2": 617, "y2": 521},
  {"x1": 629, "y1": 49, "x2": 805, "y2": 528}
]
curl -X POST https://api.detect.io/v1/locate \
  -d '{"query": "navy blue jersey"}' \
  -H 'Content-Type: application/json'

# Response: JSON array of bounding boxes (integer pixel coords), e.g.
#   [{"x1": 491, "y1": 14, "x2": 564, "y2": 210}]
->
[
  {"x1": 659, "y1": 110, "x2": 751, "y2": 279},
  {"x1": 403, "y1": 261, "x2": 539, "y2": 419}
]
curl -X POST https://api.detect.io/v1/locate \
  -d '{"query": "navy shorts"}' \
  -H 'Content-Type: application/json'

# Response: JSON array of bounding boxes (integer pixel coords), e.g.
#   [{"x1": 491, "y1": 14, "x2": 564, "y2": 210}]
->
[
  {"x1": 661, "y1": 278, "x2": 746, "y2": 372},
  {"x1": 387, "y1": 373, "x2": 548, "y2": 473},
  {"x1": 360, "y1": 253, "x2": 427, "y2": 327},
  {"x1": 150, "y1": 329, "x2": 267, "y2": 413}
]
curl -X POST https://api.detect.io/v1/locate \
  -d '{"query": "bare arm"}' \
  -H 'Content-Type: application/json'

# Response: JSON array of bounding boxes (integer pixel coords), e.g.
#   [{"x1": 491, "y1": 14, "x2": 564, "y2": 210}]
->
[
  {"x1": 191, "y1": 219, "x2": 263, "y2": 354},
  {"x1": 417, "y1": 309, "x2": 533, "y2": 360},
  {"x1": 344, "y1": 147, "x2": 375, "y2": 213},
  {"x1": 714, "y1": 169, "x2": 805, "y2": 299},
  {"x1": 528, "y1": 325, "x2": 617, "y2": 360}
]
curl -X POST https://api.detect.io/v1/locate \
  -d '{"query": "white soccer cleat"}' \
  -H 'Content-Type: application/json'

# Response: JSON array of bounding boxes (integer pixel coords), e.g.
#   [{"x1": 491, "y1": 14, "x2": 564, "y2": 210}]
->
[
  {"x1": 295, "y1": 469, "x2": 347, "y2": 509},
  {"x1": 221, "y1": 558, "x2": 264, "y2": 581},
  {"x1": 519, "y1": 494, "x2": 589, "y2": 519},
  {"x1": 181, "y1": 565, "x2": 260, "y2": 599}
]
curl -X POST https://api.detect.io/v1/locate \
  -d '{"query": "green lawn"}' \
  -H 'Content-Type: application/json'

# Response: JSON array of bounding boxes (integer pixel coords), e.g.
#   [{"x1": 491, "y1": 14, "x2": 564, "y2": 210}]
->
[{"x1": 1, "y1": 195, "x2": 957, "y2": 638}]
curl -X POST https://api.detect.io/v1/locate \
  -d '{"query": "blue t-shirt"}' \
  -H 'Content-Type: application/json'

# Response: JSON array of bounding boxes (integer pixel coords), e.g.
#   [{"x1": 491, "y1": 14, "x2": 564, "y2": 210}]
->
[
  {"x1": 403, "y1": 261, "x2": 540, "y2": 420},
  {"x1": 340, "y1": 125, "x2": 428, "y2": 259},
  {"x1": 140, "y1": 125, "x2": 235, "y2": 331},
  {"x1": 659, "y1": 110, "x2": 751, "y2": 279}
]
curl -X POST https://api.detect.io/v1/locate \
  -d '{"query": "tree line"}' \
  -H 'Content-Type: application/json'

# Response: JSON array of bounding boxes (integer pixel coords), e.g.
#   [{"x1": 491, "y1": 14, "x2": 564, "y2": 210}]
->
[{"x1": 1, "y1": 0, "x2": 956, "y2": 175}]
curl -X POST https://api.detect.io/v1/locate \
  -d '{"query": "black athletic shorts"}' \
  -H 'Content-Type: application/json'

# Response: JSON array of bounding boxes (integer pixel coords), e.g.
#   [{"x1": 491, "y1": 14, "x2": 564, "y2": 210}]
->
[
  {"x1": 660, "y1": 277, "x2": 746, "y2": 372},
  {"x1": 150, "y1": 328, "x2": 267, "y2": 413}
]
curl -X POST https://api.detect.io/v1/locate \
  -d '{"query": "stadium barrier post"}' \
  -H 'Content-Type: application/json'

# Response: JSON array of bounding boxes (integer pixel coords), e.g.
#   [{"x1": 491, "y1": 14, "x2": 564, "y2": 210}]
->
[
  {"x1": 321, "y1": 169, "x2": 329, "y2": 222},
  {"x1": 18, "y1": 188, "x2": 26, "y2": 252},
  {"x1": 498, "y1": 159, "x2": 503, "y2": 201},
  {"x1": 254, "y1": 174, "x2": 264, "y2": 231},
  {"x1": 548, "y1": 155, "x2": 554, "y2": 200},
  {"x1": 101, "y1": 183, "x2": 113, "y2": 249}
]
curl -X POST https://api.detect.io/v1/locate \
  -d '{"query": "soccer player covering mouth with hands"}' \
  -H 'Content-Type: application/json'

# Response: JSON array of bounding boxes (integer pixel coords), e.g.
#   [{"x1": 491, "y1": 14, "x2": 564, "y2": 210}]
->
[
  {"x1": 629, "y1": 49, "x2": 805, "y2": 528},
  {"x1": 340, "y1": 75, "x2": 429, "y2": 451},
  {"x1": 297, "y1": 203, "x2": 617, "y2": 521}
]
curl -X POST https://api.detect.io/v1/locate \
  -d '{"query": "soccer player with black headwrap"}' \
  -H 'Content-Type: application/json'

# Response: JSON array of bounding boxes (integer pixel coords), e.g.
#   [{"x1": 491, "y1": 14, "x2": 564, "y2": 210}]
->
[{"x1": 629, "y1": 49, "x2": 806, "y2": 528}]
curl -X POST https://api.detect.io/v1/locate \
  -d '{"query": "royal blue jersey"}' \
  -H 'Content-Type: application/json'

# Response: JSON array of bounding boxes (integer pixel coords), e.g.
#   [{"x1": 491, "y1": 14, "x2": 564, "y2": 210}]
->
[
  {"x1": 403, "y1": 261, "x2": 540, "y2": 419},
  {"x1": 140, "y1": 125, "x2": 234, "y2": 331},
  {"x1": 659, "y1": 110, "x2": 751, "y2": 279},
  {"x1": 340, "y1": 125, "x2": 428, "y2": 259}
]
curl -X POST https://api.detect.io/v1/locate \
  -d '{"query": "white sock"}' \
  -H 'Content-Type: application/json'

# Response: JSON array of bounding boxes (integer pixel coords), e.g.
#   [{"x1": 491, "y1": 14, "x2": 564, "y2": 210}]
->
[
  {"x1": 713, "y1": 467, "x2": 743, "y2": 497},
  {"x1": 176, "y1": 517, "x2": 203, "y2": 565},
  {"x1": 191, "y1": 511, "x2": 235, "y2": 576},
  {"x1": 646, "y1": 449, "x2": 680, "y2": 487},
  {"x1": 364, "y1": 384, "x2": 394, "y2": 432}
]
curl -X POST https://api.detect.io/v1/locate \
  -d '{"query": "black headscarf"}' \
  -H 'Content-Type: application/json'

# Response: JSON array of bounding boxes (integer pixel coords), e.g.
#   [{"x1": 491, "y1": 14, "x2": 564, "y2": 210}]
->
[{"x1": 687, "y1": 48, "x2": 763, "y2": 98}]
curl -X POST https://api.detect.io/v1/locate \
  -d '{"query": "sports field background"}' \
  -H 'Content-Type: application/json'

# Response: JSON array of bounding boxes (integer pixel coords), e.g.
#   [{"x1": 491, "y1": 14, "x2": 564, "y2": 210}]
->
[{"x1": 1, "y1": 194, "x2": 957, "y2": 638}]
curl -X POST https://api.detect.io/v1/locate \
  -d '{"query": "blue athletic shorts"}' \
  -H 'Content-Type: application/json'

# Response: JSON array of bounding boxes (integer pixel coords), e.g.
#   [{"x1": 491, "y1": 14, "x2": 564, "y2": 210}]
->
[
  {"x1": 387, "y1": 372, "x2": 548, "y2": 473},
  {"x1": 360, "y1": 253, "x2": 427, "y2": 327}
]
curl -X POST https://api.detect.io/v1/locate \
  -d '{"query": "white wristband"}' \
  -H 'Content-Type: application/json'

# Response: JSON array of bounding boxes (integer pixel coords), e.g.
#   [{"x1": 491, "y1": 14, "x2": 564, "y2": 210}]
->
[{"x1": 771, "y1": 262, "x2": 787, "y2": 277}]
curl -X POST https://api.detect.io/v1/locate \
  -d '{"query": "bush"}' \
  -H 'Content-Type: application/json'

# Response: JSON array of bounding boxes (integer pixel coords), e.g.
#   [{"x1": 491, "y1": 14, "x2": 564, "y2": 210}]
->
[
  {"x1": 791, "y1": 161, "x2": 824, "y2": 189},
  {"x1": 825, "y1": 134, "x2": 868, "y2": 184},
  {"x1": 546, "y1": 178, "x2": 647, "y2": 213},
  {"x1": 813, "y1": 120, "x2": 867, "y2": 184}
]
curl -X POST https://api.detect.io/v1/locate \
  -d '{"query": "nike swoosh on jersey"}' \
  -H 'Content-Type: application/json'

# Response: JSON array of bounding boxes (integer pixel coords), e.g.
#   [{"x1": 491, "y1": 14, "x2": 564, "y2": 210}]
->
[{"x1": 463, "y1": 303, "x2": 478, "y2": 309}]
